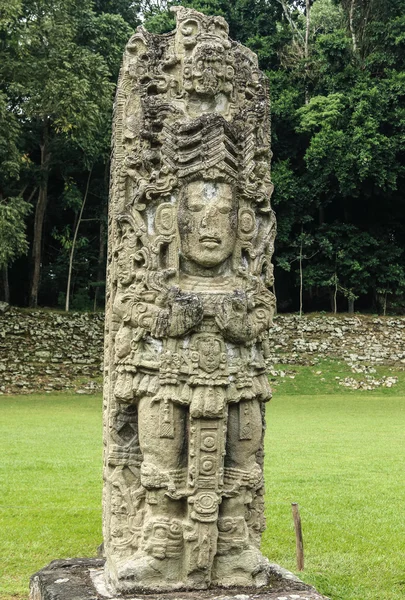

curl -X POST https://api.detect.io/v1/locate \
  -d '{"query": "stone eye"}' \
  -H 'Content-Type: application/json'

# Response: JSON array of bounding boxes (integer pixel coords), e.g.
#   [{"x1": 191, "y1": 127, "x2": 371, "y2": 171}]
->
[{"x1": 188, "y1": 203, "x2": 204, "y2": 212}]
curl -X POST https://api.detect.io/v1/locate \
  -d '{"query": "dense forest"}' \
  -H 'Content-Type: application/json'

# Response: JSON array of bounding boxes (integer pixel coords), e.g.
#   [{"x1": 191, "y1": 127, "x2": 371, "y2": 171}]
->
[{"x1": 1, "y1": 0, "x2": 404, "y2": 314}]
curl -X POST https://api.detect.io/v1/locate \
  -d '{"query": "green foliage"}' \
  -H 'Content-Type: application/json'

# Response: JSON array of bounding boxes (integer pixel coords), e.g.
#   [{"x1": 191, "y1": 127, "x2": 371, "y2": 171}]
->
[
  {"x1": 78, "y1": 11, "x2": 135, "y2": 81},
  {"x1": 270, "y1": 0, "x2": 405, "y2": 311},
  {"x1": 70, "y1": 286, "x2": 93, "y2": 311},
  {"x1": 1, "y1": 0, "x2": 136, "y2": 305},
  {"x1": 298, "y1": 93, "x2": 346, "y2": 131},
  {"x1": 61, "y1": 179, "x2": 83, "y2": 212},
  {"x1": 0, "y1": 92, "x2": 21, "y2": 185},
  {"x1": 0, "y1": 196, "x2": 31, "y2": 268},
  {"x1": 301, "y1": 224, "x2": 379, "y2": 305},
  {"x1": 310, "y1": 0, "x2": 345, "y2": 35},
  {"x1": 4, "y1": 1, "x2": 116, "y2": 167},
  {"x1": 0, "y1": 0, "x2": 404, "y2": 312},
  {"x1": 93, "y1": 0, "x2": 141, "y2": 28}
]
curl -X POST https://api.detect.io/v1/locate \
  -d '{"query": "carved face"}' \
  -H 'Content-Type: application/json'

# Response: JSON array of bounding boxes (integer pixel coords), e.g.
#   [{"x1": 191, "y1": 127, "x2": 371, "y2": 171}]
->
[
  {"x1": 190, "y1": 43, "x2": 226, "y2": 96},
  {"x1": 197, "y1": 336, "x2": 222, "y2": 372},
  {"x1": 178, "y1": 180, "x2": 237, "y2": 268}
]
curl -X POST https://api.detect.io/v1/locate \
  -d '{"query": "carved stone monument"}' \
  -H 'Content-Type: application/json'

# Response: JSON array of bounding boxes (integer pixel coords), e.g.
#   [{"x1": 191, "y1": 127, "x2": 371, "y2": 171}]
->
[
  {"x1": 29, "y1": 9, "x2": 331, "y2": 600},
  {"x1": 103, "y1": 6, "x2": 276, "y2": 593}
]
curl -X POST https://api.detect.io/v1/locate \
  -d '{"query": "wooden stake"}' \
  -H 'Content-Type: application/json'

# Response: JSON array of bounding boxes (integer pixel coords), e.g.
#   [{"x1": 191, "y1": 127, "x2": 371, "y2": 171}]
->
[{"x1": 292, "y1": 502, "x2": 304, "y2": 571}]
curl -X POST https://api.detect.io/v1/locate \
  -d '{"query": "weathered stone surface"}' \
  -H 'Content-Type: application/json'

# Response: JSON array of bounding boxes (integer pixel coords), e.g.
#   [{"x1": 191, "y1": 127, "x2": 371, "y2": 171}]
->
[
  {"x1": 29, "y1": 559, "x2": 330, "y2": 600},
  {"x1": 266, "y1": 315, "x2": 405, "y2": 366},
  {"x1": 103, "y1": 6, "x2": 276, "y2": 594},
  {"x1": 0, "y1": 308, "x2": 104, "y2": 394},
  {"x1": 0, "y1": 301, "x2": 9, "y2": 313}
]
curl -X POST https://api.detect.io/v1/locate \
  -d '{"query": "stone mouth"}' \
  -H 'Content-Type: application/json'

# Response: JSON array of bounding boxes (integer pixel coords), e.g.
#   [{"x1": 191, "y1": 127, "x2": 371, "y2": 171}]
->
[{"x1": 199, "y1": 235, "x2": 221, "y2": 248}]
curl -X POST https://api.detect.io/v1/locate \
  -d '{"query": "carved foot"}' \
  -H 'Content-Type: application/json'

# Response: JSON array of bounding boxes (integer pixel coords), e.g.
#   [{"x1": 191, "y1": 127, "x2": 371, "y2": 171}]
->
[
  {"x1": 107, "y1": 553, "x2": 185, "y2": 593},
  {"x1": 212, "y1": 545, "x2": 270, "y2": 588}
]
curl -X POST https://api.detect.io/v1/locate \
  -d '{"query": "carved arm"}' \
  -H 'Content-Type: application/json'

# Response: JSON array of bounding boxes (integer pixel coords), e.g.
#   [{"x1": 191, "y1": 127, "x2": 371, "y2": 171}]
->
[{"x1": 215, "y1": 289, "x2": 273, "y2": 343}]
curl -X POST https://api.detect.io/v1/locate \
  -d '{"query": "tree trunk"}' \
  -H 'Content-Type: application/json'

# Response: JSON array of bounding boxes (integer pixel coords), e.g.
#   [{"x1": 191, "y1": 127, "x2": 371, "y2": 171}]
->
[
  {"x1": 348, "y1": 297, "x2": 354, "y2": 314},
  {"x1": 278, "y1": 0, "x2": 305, "y2": 45},
  {"x1": 304, "y1": 0, "x2": 311, "y2": 104},
  {"x1": 30, "y1": 122, "x2": 51, "y2": 308},
  {"x1": 1, "y1": 266, "x2": 9, "y2": 303},
  {"x1": 299, "y1": 237, "x2": 303, "y2": 317},
  {"x1": 349, "y1": 0, "x2": 358, "y2": 53},
  {"x1": 94, "y1": 202, "x2": 107, "y2": 312},
  {"x1": 66, "y1": 168, "x2": 93, "y2": 312},
  {"x1": 305, "y1": 0, "x2": 310, "y2": 60},
  {"x1": 333, "y1": 277, "x2": 338, "y2": 314}
]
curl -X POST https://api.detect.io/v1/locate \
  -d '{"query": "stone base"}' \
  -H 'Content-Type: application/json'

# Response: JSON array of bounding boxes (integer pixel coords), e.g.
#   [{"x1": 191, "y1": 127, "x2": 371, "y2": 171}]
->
[{"x1": 29, "y1": 558, "x2": 330, "y2": 600}]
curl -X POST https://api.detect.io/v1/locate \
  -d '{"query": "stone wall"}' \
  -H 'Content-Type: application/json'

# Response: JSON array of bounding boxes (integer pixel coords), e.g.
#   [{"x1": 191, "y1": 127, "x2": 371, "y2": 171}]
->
[
  {"x1": 1, "y1": 307, "x2": 404, "y2": 395},
  {"x1": 267, "y1": 314, "x2": 405, "y2": 366},
  {"x1": 0, "y1": 306, "x2": 104, "y2": 394}
]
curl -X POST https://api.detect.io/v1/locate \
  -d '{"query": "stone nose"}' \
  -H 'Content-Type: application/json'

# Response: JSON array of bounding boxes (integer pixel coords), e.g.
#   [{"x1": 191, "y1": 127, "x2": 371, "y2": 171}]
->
[{"x1": 200, "y1": 206, "x2": 218, "y2": 228}]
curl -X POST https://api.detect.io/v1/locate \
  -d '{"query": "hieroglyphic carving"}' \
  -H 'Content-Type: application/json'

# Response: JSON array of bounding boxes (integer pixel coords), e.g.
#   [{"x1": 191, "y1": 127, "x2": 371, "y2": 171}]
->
[{"x1": 103, "y1": 6, "x2": 276, "y2": 593}]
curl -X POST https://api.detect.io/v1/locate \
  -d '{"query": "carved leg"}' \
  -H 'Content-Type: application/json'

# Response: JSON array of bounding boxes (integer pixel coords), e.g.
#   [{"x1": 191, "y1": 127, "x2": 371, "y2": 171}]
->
[
  {"x1": 138, "y1": 395, "x2": 187, "y2": 502},
  {"x1": 108, "y1": 396, "x2": 188, "y2": 591},
  {"x1": 212, "y1": 400, "x2": 269, "y2": 587},
  {"x1": 104, "y1": 402, "x2": 144, "y2": 563}
]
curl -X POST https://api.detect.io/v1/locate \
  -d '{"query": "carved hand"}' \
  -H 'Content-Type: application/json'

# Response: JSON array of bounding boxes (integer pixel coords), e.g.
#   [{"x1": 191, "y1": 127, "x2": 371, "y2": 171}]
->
[
  {"x1": 131, "y1": 290, "x2": 203, "y2": 338},
  {"x1": 216, "y1": 291, "x2": 271, "y2": 343},
  {"x1": 132, "y1": 302, "x2": 167, "y2": 337},
  {"x1": 215, "y1": 292, "x2": 247, "y2": 329}
]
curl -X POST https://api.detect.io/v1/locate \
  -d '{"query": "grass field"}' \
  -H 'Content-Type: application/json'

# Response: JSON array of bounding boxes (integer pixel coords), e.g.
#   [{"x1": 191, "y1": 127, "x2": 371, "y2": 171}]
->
[{"x1": 1, "y1": 362, "x2": 404, "y2": 600}]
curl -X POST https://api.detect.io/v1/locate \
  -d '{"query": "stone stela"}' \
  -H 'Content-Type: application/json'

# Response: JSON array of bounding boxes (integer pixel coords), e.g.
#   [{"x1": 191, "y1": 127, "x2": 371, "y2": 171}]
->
[
  {"x1": 29, "y1": 8, "x2": 330, "y2": 600},
  {"x1": 103, "y1": 6, "x2": 277, "y2": 594}
]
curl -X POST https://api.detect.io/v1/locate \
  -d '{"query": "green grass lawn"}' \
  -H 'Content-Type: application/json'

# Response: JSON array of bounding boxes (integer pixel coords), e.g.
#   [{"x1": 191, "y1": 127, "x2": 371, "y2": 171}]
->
[
  {"x1": 0, "y1": 395, "x2": 103, "y2": 600},
  {"x1": 1, "y1": 364, "x2": 405, "y2": 600},
  {"x1": 263, "y1": 393, "x2": 405, "y2": 600}
]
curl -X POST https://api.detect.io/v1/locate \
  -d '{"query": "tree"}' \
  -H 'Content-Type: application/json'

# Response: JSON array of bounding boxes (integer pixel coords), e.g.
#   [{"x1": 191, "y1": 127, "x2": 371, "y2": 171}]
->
[
  {"x1": 3, "y1": 0, "x2": 132, "y2": 307},
  {"x1": 0, "y1": 196, "x2": 31, "y2": 302},
  {"x1": 0, "y1": 69, "x2": 28, "y2": 302},
  {"x1": 302, "y1": 224, "x2": 379, "y2": 312},
  {"x1": 371, "y1": 237, "x2": 405, "y2": 315},
  {"x1": 270, "y1": 0, "x2": 405, "y2": 312},
  {"x1": 276, "y1": 226, "x2": 317, "y2": 315},
  {"x1": 65, "y1": 169, "x2": 92, "y2": 312},
  {"x1": 1, "y1": 0, "x2": 404, "y2": 313}
]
